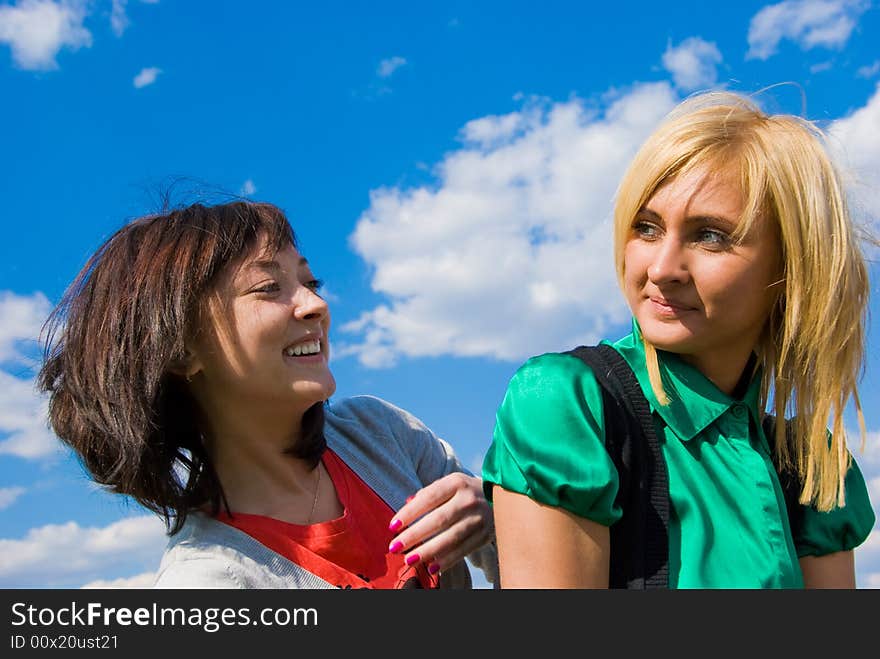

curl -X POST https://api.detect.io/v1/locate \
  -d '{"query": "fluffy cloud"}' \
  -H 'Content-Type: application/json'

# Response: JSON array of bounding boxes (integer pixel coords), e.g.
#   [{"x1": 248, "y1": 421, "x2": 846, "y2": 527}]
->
[
  {"x1": 746, "y1": 0, "x2": 870, "y2": 60},
  {"x1": 0, "y1": 486, "x2": 25, "y2": 510},
  {"x1": 0, "y1": 291, "x2": 58, "y2": 459},
  {"x1": 341, "y1": 77, "x2": 880, "y2": 370},
  {"x1": 110, "y1": 0, "x2": 129, "y2": 37},
  {"x1": 0, "y1": 290, "x2": 50, "y2": 365},
  {"x1": 81, "y1": 571, "x2": 156, "y2": 588},
  {"x1": 857, "y1": 61, "x2": 880, "y2": 78},
  {"x1": 0, "y1": 515, "x2": 167, "y2": 587},
  {"x1": 133, "y1": 66, "x2": 161, "y2": 88},
  {"x1": 377, "y1": 56, "x2": 406, "y2": 78},
  {"x1": 0, "y1": 369, "x2": 57, "y2": 459},
  {"x1": 341, "y1": 83, "x2": 678, "y2": 367},
  {"x1": 857, "y1": 530, "x2": 880, "y2": 588},
  {"x1": 829, "y1": 82, "x2": 880, "y2": 235},
  {"x1": 0, "y1": 0, "x2": 92, "y2": 70},
  {"x1": 662, "y1": 37, "x2": 723, "y2": 91}
]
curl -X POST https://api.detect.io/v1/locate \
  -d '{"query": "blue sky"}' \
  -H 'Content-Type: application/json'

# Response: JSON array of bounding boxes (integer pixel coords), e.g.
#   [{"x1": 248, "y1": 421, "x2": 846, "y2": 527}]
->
[{"x1": 1, "y1": 0, "x2": 878, "y2": 588}]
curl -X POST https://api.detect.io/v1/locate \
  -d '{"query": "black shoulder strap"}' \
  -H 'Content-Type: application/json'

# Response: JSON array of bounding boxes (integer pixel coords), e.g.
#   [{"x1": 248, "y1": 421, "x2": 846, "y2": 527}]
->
[
  {"x1": 761, "y1": 415, "x2": 804, "y2": 540},
  {"x1": 565, "y1": 344, "x2": 669, "y2": 589}
]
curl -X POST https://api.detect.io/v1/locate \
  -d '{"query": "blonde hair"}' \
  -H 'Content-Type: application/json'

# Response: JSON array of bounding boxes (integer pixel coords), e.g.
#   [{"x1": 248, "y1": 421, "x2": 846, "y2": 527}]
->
[{"x1": 613, "y1": 91, "x2": 869, "y2": 511}]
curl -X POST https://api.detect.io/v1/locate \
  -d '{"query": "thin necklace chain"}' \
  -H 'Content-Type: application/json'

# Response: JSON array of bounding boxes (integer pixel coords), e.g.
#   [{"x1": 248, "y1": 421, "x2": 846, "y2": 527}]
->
[{"x1": 306, "y1": 464, "x2": 322, "y2": 525}]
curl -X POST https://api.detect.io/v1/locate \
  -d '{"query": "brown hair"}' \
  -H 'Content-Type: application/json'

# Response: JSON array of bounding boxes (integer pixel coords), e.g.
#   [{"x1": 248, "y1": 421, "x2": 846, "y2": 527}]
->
[{"x1": 38, "y1": 201, "x2": 326, "y2": 534}]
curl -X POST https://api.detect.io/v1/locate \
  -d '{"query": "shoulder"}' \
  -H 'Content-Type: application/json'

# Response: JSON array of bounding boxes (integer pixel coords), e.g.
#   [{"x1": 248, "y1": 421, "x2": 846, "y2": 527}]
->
[
  {"x1": 326, "y1": 395, "x2": 436, "y2": 445},
  {"x1": 500, "y1": 351, "x2": 606, "y2": 413},
  {"x1": 152, "y1": 514, "x2": 332, "y2": 589},
  {"x1": 484, "y1": 350, "x2": 623, "y2": 523},
  {"x1": 326, "y1": 394, "x2": 411, "y2": 423},
  {"x1": 153, "y1": 516, "x2": 253, "y2": 588}
]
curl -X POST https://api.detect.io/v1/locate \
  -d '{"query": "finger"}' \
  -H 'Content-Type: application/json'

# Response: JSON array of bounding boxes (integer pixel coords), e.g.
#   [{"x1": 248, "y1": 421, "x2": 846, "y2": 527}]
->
[
  {"x1": 405, "y1": 514, "x2": 492, "y2": 575},
  {"x1": 391, "y1": 496, "x2": 491, "y2": 569},
  {"x1": 389, "y1": 476, "x2": 483, "y2": 552},
  {"x1": 390, "y1": 473, "x2": 468, "y2": 531}
]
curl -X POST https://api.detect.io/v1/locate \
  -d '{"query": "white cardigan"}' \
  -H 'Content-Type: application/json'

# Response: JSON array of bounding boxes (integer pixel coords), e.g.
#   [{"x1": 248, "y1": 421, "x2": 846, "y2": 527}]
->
[{"x1": 153, "y1": 395, "x2": 499, "y2": 589}]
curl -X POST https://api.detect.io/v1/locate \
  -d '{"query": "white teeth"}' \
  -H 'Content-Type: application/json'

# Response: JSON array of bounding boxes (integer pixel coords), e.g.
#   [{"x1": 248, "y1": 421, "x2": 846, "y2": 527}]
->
[{"x1": 285, "y1": 340, "x2": 321, "y2": 357}]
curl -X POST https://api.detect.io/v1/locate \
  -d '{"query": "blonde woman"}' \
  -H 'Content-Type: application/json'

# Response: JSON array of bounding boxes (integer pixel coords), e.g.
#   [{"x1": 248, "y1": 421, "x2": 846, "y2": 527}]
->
[{"x1": 483, "y1": 91, "x2": 875, "y2": 588}]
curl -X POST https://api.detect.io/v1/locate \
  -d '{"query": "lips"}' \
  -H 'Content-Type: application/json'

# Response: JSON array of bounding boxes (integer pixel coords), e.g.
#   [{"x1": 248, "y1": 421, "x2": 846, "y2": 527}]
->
[
  {"x1": 283, "y1": 334, "x2": 323, "y2": 357},
  {"x1": 650, "y1": 296, "x2": 694, "y2": 310},
  {"x1": 647, "y1": 295, "x2": 698, "y2": 317}
]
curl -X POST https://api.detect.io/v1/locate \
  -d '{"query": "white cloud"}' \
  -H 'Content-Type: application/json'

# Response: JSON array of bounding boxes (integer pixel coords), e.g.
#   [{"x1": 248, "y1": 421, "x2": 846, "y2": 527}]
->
[
  {"x1": 110, "y1": 0, "x2": 129, "y2": 36},
  {"x1": 746, "y1": 0, "x2": 870, "y2": 61},
  {"x1": 0, "y1": 290, "x2": 57, "y2": 459},
  {"x1": 0, "y1": 290, "x2": 50, "y2": 366},
  {"x1": 851, "y1": 427, "x2": 880, "y2": 587},
  {"x1": 857, "y1": 60, "x2": 880, "y2": 78},
  {"x1": 867, "y1": 476, "x2": 880, "y2": 505},
  {"x1": 809, "y1": 60, "x2": 834, "y2": 73},
  {"x1": 0, "y1": 515, "x2": 167, "y2": 587},
  {"x1": 342, "y1": 83, "x2": 678, "y2": 367},
  {"x1": 0, "y1": 0, "x2": 92, "y2": 70},
  {"x1": 81, "y1": 571, "x2": 156, "y2": 588},
  {"x1": 857, "y1": 529, "x2": 880, "y2": 588},
  {"x1": 662, "y1": 37, "x2": 723, "y2": 91},
  {"x1": 133, "y1": 66, "x2": 161, "y2": 88},
  {"x1": 240, "y1": 179, "x2": 257, "y2": 196},
  {"x1": 0, "y1": 486, "x2": 25, "y2": 510},
  {"x1": 829, "y1": 82, "x2": 880, "y2": 236},
  {"x1": 0, "y1": 369, "x2": 58, "y2": 459},
  {"x1": 377, "y1": 55, "x2": 406, "y2": 78}
]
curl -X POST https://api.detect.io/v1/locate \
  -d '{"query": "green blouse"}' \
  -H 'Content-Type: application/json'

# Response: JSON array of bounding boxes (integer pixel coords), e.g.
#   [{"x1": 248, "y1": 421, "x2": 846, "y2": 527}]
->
[{"x1": 482, "y1": 324, "x2": 875, "y2": 588}]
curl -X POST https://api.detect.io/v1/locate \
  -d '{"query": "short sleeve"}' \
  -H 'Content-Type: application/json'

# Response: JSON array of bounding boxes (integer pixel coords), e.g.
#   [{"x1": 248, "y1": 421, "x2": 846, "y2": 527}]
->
[
  {"x1": 794, "y1": 453, "x2": 876, "y2": 557},
  {"x1": 481, "y1": 352, "x2": 622, "y2": 527}
]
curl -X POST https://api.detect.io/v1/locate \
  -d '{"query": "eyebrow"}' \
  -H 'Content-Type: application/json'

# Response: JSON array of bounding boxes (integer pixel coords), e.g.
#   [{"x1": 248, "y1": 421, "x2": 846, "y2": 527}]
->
[
  {"x1": 246, "y1": 257, "x2": 309, "y2": 271},
  {"x1": 638, "y1": 208, "x2": 737, "y2": 228}
]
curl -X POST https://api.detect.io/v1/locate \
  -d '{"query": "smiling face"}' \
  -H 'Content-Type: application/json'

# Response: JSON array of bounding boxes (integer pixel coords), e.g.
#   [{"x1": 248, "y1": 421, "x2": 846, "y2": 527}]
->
[
  {"x1": 187, "y1": 238, "x2": 335, "y2": 417},
  {"x1": 622, "y1": 165, "x2": 783, "y2": 389}
]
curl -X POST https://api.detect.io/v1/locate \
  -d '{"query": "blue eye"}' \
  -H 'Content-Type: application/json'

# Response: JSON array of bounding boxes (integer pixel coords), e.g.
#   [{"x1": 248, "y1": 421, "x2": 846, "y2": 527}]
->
[
  {"x1": 697, "y1": 228, "x2": 730, "y2": 246},
  {"x1": 632, "y1": 221, "x2": 660, "y2": 239}
]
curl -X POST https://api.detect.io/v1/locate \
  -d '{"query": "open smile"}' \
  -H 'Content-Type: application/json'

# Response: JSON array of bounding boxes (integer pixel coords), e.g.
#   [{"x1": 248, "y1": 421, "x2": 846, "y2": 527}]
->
[{"x1": 282, "y1": 336, "x2": 325, "y2": 362}]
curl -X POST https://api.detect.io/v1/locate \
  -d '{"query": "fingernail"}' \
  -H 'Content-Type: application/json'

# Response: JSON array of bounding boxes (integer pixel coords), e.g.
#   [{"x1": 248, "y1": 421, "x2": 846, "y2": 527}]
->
[
  {"x1": 388, "y1": 518, "x2": 402, "y2": 532},
  {"x1": 405, "y1": 553, "x2": 421, "y2": 566},
  {"x1": 388, "y1": 540, "x2": 404, "y2": 554},
  {"x1": 428, "y1": 562, "x2": 440, "y2": 575},
  {"x1": 405, "y1": 495, "x2": 414, "y2": 503}
]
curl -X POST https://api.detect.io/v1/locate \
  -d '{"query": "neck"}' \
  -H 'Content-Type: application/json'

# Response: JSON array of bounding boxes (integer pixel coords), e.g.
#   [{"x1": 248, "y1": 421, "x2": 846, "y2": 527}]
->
[
  {"x1": 197, "y1": 397, "x2": 322, "y2": 517},
  {"x1": 681, "y1": 348, "x2": 755, "y2": 397}
]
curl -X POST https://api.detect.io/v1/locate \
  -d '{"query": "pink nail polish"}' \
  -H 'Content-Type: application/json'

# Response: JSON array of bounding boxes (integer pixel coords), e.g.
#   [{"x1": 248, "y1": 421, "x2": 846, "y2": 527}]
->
[
  {"x1": 388, "y1": 540, "x2": 404, "y2": 554},
  {"x1": 405, "y1": 495, "x2": 414, "y2": 503},
  {"x1": 388, "y1": 518, "x2": 402, "y2": 532},
  {"x1": 405, "y1": 553, "x2": 421, "y2": 566},
  {"x1": 428, "y1": 562, "x2": 440, "y2": 575}
]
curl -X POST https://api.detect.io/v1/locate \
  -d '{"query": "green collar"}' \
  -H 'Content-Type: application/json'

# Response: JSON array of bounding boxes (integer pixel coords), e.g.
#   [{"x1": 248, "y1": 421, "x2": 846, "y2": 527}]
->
[{"x1": 611, "y1": 320, "x2": 763, "y2": 442}]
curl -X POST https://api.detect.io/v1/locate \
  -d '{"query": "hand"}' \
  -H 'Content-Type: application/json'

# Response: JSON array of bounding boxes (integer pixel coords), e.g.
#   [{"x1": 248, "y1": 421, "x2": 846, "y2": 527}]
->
[{"x1": 387, "y1": 472, "x2": 494, "y2": 576}]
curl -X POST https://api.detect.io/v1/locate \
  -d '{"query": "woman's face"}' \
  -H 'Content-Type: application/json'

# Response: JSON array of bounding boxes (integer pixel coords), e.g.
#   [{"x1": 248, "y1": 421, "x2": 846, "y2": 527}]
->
[
  {"x1": 187, "y1": 239, "x2": 335, "y2": 414},
  {"x1": 623, "y1": 164, "x2": 782, "y2": 381}
]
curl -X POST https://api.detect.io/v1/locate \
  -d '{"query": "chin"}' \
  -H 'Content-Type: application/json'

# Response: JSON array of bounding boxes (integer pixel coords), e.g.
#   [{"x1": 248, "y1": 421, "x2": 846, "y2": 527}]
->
[
  {"x1": 638, "y1": 320, "x2": 697, "y2": 355},
  {"x1": 294, "y1": 375, "x2": 336, "y2": 404}
]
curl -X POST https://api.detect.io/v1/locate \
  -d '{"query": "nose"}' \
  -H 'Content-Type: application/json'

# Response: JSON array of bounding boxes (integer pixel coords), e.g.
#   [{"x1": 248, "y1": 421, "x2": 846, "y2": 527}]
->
[
  {"x1": 646, "y1": 235, "x2": 690, "y2": 285},
  {"x1": 292, "y1": 284, "x2": 329, "y2": 322}
]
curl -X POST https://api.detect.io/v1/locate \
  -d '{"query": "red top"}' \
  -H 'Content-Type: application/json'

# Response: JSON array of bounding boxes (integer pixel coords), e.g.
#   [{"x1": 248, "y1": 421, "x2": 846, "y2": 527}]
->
[{"x1": 217, "y1": 448, "x2": 438, "y2": 589}]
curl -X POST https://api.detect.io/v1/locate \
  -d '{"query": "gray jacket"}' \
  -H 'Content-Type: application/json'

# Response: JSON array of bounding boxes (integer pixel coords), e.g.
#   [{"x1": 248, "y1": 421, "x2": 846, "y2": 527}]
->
[{"x1": 153, "y1": 395, "x2": 499, "y2": 589}]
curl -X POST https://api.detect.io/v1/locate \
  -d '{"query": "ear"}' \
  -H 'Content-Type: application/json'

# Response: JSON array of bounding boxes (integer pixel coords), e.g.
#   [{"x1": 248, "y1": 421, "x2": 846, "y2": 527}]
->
[{"x1": 168, "y1": 347, "x2": 204, "y2": 381}]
